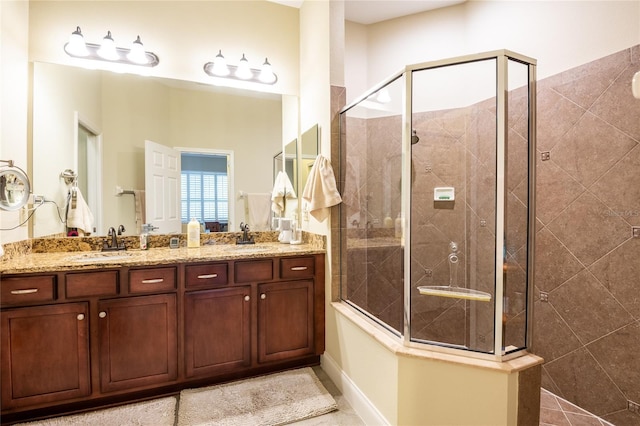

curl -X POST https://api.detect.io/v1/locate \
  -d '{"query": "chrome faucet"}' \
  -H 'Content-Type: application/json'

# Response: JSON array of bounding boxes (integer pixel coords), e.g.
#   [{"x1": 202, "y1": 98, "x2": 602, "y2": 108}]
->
[
  {"x1": 103, "y1": 225, "x2": 127, "y2": 251},
  {"x1": 236, "y1": 222, "x2": 255, "y2": 245}
]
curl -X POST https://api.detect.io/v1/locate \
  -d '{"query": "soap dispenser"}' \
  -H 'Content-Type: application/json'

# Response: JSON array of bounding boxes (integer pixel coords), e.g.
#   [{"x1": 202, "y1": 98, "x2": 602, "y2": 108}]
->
[{"x1": 187, "y1": 218, "x2": 200, "y2": 248}]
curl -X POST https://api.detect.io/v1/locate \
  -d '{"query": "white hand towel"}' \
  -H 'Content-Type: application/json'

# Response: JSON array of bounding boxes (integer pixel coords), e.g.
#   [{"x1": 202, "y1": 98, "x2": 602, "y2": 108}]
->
[
  {"x1": 67, "y1": 188, "x2": 94, "y2": 235},
  {"x1": 302, "y1": 155, "x2": 342, "y2": 222},
  {"x1": 271, "y1": 171, "x2": 297, "y2": 215},
  {"x1": 247, "y1": 193, "x2": 272, "y2": 231}
]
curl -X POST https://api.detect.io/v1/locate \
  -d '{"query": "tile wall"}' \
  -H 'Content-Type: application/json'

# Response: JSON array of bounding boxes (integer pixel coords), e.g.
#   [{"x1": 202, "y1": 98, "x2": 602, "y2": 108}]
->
[{"x1": 533, "y1": 45, "x2": 639, "y2": 425}]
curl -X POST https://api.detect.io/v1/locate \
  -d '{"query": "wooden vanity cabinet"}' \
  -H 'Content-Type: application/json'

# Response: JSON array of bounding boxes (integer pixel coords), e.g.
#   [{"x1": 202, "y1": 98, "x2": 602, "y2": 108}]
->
[
  {"x1": 1, "y1": 252, "x2": 324, "y2": 421},
  {"x1": 98, "y1": 293, "x2": 178, "y2": 392},
  {"x1": 258, "y1": 279, "x2": 315, "y2": 363},
  {"x1": 184, "y1": 286, "x2": 251, "y2": 377},
  {"x1": 0, "y1": 302, "x2": 91, "y2": 410},
  {"x1": 184, "y1": 254, "x2": 325, "y2": 379}
]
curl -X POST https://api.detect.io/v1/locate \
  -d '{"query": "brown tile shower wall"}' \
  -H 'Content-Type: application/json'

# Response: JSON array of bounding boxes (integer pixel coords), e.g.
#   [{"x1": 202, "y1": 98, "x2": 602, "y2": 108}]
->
[
  {"x1": 342, "y1": 93, "x2": 529, "y2": 351},
  {"x1": 534, "y1": 45, "x2": 640, "y2": 425}
]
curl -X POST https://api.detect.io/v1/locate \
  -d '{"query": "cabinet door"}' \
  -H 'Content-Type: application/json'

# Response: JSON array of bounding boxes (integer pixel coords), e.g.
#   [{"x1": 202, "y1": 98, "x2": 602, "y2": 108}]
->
[
  {"x1": 98, "y1": 294, "x2": 177, "y2": 392},
  {"x1": 258, "y1": 280, "x2": 314, "y2": 363},
  {"x1": 1, "y1": 303, "x2": 90, "y2": 409},
  {"x1": 184, "y1": 287, "x2": 251, "y2": 377}
]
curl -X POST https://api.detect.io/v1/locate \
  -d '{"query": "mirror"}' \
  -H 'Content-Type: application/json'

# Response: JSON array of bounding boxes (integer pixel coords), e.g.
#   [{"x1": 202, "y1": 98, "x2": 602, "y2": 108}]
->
[
  {"x1": 32, "y1": 61, "x2": 287, "y2": 237},
  {"x1": 0, "y1": 165, "x2": 31, "y2": 211},
  {"x1": 284, "y1": 138, "x2": 298, "y2": 194},
  {"x1": 299, "y1": 124, "x2": 319, "y2": 195}
]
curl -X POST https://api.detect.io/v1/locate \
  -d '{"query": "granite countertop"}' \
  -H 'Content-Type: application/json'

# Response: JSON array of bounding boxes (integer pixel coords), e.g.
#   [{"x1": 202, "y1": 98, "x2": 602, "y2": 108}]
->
[{"x1": 0, "y1": 242, "x2": 325, "y2": 275}]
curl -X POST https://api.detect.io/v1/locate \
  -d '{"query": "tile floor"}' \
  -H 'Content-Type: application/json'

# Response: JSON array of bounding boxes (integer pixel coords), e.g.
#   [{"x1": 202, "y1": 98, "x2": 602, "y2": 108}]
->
[
  {"x1": 299, "y1": 368, "x2": 616, "y2": 426},
  {"x1": 16, "y1": 367, "x2": 618, "y2": 425}
]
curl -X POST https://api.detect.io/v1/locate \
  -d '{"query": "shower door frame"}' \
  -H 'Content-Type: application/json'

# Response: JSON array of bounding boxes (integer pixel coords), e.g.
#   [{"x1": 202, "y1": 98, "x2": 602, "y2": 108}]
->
[
  {"x1": 338, "y1": 49, "x2": 537, "y2": 363},
  {"x1": 401, "y1": 50, "x2": 537, "y2": 362}
]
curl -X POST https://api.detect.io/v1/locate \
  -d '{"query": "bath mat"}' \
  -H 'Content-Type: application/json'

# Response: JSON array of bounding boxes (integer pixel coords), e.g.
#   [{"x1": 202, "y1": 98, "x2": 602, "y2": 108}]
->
[
  {"x1": 177, "y1": 367, "x2": 338, "y2": 426},
  {"x1": 16, "y1": 396, "x2": 177, "y2": 426}
]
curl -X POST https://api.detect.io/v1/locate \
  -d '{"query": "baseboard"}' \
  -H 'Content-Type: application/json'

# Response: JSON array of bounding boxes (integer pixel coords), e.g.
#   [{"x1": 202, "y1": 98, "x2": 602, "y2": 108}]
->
[{"x1": 321, "y1": 353, "x2": 390, "y2": 426}]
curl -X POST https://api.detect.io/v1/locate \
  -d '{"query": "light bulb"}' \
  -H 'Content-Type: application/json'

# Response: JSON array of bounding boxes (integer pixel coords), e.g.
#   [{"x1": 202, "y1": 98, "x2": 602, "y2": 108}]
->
[
  {"x1": 259, "y1": 57, "x2": 276, "y2": 84},
  {"x1": 66, "y1": 26, "x2": 89, "y2": 57},
  {"x1": 127, "y1": 35, "x2": 148, "y2": 64},
  {"x1": 97, "y1": 31, "x2": 119, "y2": 61},
  {"x1": 212, "y1": 50, "x2": 230, "y2": 76},
  {"x1": 235, "y1": 54, "x2": 252, "y2": 80}
]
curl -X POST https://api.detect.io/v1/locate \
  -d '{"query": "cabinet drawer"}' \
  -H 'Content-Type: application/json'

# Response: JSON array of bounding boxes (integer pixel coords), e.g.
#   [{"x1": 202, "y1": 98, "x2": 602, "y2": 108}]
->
[
  {"x1": 129, "y1": 267, "x2": 176, "y2": 293},
  {"x1": 185, "y1": 263, "x2": 228, "y2": 288},
  {"x1": 234, "y1": 260, "x2": 273, "y2": 283},
  {"x1": 66, "y1": 271, "x2": 118, "y2": 298},
  {"x1": 1, "y1": 275, "x2": 56, "y2": 305},
  {"x1": 280, "y1": 257, "x2": 315, "y2": 279}
]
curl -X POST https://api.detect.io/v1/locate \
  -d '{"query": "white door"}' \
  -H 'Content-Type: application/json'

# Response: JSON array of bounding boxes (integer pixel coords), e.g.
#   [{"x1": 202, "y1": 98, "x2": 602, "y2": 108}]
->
[{"x1": 145, "y1": 140, "x2": 181, "y2": 233}]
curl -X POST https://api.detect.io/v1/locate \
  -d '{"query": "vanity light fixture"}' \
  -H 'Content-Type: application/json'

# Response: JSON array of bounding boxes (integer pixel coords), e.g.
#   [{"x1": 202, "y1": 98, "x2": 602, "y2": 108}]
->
[
  {"x1": 204, "y1": 50, "x2": 277, "y2": 85},
  {"x1": 64, "y1": 26, "x2": 159, "y2": 67}
]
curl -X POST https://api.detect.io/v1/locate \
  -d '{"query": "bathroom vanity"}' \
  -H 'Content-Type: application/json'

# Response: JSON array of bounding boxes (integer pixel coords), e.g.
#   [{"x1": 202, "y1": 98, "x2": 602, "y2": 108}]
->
[{"x1": 0, "y1": 243, "x2": 325, "y2": 423}]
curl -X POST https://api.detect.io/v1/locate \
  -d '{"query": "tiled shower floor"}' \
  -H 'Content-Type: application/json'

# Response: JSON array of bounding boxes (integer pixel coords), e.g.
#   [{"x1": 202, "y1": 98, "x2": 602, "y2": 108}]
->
[{"x1": 538, "y1": 389, "x2": 613, "y2": 426}]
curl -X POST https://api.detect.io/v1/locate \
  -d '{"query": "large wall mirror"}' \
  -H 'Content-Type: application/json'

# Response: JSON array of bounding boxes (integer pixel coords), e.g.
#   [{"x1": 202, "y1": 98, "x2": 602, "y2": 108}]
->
[{"x1": 32, "y1": 62, "x2": 293, "y2": 237}]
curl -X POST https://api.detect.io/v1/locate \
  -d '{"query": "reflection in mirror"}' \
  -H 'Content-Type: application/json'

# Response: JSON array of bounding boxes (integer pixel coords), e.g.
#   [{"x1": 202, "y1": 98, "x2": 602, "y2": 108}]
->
[
  {"x1": 300, "y1": 124, "x2": 319, "y2": 196},
  {"x1": 32, "y1": 61, "x2": 284, "y2": 237},
  {"x1": 273, "y1": 151, "x2": 283, "y2": 182},
  {"x1": 284, "y1": 138, "x2": 297, "y2": 194},
  {"x1": 0, "y1": 163, "x2": 31, "y2": 211}
]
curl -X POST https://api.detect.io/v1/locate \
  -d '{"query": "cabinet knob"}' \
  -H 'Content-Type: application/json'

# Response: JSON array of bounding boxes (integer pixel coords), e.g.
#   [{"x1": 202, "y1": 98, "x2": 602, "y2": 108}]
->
[
  {"x1": 260, "y1": 293, "x2": 266, "y2": 300},
  {"x1": 244, "y1": 295, "x2": 250, "y2": 302},
  {"x1": 99, "y1": 311, "x2": 107, "y2": 318},
  {"x1": 77, "y1": 314, "x2": 85, "y2": 321}
]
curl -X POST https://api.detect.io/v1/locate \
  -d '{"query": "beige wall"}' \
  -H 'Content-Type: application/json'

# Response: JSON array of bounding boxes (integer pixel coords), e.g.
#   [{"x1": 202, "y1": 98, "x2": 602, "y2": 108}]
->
[
  {"x1": 0, "y1": 0, "x2": 30, "y2": 244},
  {"x1": 347, "y1": 1, "x2": 640, "y2": 105}
]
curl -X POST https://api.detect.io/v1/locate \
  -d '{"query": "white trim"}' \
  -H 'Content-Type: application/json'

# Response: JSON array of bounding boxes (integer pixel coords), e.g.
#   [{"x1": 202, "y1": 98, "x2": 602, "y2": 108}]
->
[{"x1": 321, "y1": 352, "x2": 390, "y2": 426}]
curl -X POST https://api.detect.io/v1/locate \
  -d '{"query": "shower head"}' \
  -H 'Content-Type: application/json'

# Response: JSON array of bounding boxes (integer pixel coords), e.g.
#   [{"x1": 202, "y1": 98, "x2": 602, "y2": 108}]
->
[{"x1": 411, "y1": 129, "x2": 420, "y2": 145}]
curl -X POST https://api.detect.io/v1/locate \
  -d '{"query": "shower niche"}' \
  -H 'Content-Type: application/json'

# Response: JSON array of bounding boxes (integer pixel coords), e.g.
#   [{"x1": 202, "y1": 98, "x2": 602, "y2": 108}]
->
[{"x1": 339, "y1": 50, "x2": 537, "y2": 360}]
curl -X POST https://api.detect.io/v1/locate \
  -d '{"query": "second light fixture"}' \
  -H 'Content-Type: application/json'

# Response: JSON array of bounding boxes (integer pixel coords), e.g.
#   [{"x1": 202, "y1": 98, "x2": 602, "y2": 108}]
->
[{"x1": 204, "y1": 50, "x2": 277, "y2": 85}]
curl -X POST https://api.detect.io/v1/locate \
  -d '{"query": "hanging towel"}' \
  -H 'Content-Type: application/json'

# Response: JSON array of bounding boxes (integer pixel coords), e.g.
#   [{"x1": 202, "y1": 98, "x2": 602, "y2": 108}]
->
[
  {"x1": 246, "y1": 193, "x2": 272, "y2": 231},
  {"x1": 133, "y1": 189, "x2": 146, "y2": 234},
  {"x1": 302, "y1": 154, "x2": 342, "y2": 222},
  {"x1": 271, "y1": 171, "x2": 297, "y2": 215},
  {"x1": 67, "y1": 188, "x2": 94, "y2": 235}
]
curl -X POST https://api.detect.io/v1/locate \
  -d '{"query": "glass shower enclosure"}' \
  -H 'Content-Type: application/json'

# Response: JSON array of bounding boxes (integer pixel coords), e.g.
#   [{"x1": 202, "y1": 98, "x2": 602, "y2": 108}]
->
[{"x1": 339, "y1": 50, "x2": 537, "y2": 360}]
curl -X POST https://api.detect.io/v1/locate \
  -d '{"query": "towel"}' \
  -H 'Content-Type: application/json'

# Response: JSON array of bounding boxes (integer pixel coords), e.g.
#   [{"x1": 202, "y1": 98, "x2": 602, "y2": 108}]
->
[
  {"x1": 302, "y1": 154, "x2": 342, "y2": 222},
  {"x1": 133, "y1": 189, "x2": 146, "y2": 234},
  {"x1": 271, "y1": 171, "x2": 297, "y2": 215},
  {"x1": 246, "y1": 193, "x2": 271, "y2": 231},
  {"x1": 67, "y1": 188, "x2": 94, "y2": 235}
]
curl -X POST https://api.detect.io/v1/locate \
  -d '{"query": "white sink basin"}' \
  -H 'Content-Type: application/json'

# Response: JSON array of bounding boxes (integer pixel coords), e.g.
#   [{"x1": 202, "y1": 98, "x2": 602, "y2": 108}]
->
[{"x1": 69, "y1": 252, "x2": 136, "y2": 263}]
